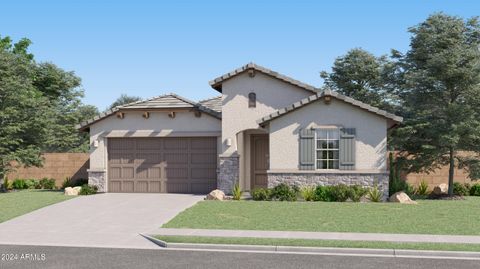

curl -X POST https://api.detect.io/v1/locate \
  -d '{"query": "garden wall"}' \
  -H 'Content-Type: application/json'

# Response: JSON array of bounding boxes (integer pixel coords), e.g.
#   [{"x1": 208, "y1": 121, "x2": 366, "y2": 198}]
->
[{"x1": 7, "y1": 153, "x2": 89, "y2": 187}]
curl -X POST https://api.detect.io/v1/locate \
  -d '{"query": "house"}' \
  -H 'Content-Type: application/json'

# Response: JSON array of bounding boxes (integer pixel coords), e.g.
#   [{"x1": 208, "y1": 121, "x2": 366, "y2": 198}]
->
[{"x1": 78, "y1": 63, "x2": 402, "y2": 197}]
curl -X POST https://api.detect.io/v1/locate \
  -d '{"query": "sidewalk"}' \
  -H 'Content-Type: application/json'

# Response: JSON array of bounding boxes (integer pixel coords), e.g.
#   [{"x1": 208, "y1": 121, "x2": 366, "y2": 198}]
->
[{"x1": 150, "y1": 228, "x2": 480, "y2": 244}]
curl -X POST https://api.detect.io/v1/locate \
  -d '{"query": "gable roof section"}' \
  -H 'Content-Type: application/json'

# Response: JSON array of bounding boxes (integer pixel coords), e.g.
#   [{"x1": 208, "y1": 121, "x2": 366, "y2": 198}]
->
[
  {"x1": 77, "y1": 93, "x2": 221, "y2": 131},
  {"x1": 198, "y1": 95, "x2": 222, "y2": 113},
  {"x1": 257, "y1": 89, "x2": 403, "y2": 127},
  {"x1": 209, "y1": 62, "x2": 318, "y2": 93}
]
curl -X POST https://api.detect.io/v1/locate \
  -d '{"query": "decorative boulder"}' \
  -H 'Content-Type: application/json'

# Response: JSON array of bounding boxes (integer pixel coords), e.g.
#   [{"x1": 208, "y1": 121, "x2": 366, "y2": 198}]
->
[
  {"x1": 432, "y1": 183, "x2": 448, "y2": 195},
  {"x1": 206, "y1": 189, "x2": 225, "y2": 201},
  {"x1": 389, "y1": 191, "x2": 417, "y2": 204},
  {"x1": 64, "y1": 186, "x2": 81, "y2": 196}
]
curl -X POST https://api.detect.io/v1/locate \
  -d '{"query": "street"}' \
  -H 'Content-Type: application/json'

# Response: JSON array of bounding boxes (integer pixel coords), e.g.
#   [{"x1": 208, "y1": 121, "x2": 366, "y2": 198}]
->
[{"x1": 0, "y1": 244, "x2": 477, "y2": 269}]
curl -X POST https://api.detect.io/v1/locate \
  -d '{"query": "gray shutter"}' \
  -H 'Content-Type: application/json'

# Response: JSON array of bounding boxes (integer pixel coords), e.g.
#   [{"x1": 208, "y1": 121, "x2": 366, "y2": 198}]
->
[
  {"x1": 299, "y1": 128, "x2": 315, "y2": 170},
  {"x1": 339, "y1": 128, "x2": 356, "y2": 170}
]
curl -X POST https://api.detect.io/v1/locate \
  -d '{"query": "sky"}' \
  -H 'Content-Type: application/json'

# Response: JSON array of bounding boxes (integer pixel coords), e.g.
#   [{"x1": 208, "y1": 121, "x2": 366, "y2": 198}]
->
[{"x1": 1, "y1": 0, "x2": 479, "y2": 110}]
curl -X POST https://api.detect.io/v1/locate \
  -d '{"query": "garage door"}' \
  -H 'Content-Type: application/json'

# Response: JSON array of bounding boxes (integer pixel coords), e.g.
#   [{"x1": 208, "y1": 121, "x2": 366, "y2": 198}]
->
[{"x1": 107, "y1": 137, "x2": 217, "y2": 194}]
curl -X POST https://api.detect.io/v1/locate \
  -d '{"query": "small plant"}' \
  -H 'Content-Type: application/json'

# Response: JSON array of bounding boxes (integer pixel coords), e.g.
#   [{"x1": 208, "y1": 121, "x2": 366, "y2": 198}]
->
[
  {"x1": 251, "y1": 188, "x2": 270, "y2": 201},
  {"x1": 62, "y1": 177, "x2": 72, "y2": 189},
  {"x1": 348, "y1": 185, "x2": 368, "y2": 202},
  {"x1": 470, "y1": 184, "x2": 480, "y2": 196},
  {"x1": 416, "y1": 180, "x2": 429, "y2": 196},
  {"x1": 300, "y1": 186, "x2": 316, "y2": 201},
  {"x1": 24, "y1": 179, "x2": 38, "y2": 189},
  {"x1": 329, "y1": 184, "x2": 351, "y2": 202},
  {"x1": 40, "y1": 178, "x2": 56, "y2": 190},
  {"x1": 12, "y1": 179, "x2": 27, "y2": 189},
  {"x1": 314, "y1": 185, "x2": 333, "y2": 201},
  {"x1": 367, "y1": 185, "x2": 383, "y2": 202},
  {"x1": 232, "y1": 182, "x2": 242, "y2": 200},
  {"x1": 79, "y1": 184, "x2": 98, "y2": 195},
  {"x1": 2, "y1": 178, "x2": 12, "y2": 190},
  {"x1": 270, "y1": 183, "x2": 297, "y2": 201},
  {"x1": 453, "y1": 182, "x2": 469, "y2": 196}
]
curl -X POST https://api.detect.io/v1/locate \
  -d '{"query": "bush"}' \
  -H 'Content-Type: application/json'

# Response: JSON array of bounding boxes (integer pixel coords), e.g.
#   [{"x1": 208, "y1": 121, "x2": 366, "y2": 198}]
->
[
  {"x1": 251, "y1": 188, "x2": 271, "y2": 201},
  {"x1": 269, "y1": 183, "x2": 297, "y2": 201},
  {"x1": 348, "y1": 185, "x2": 368, "y2": 202},
  {"x1": 62, "y1": 177, "x2": 89, "y2": 189},
  {"x1": 24, "y1": 179, "x2": 39, "y2": 189},
  {"x1": 367, "y1": 185, "x2": 383, "y2": 202},
  {"x1": 232, "y1": 182, "x2": 242, "y2": 200},
  {"x1": 300, "y1": 186, "x2": 316, "y2": 201},
  {"x1": 2, "y1": 178, "x2": 12, "y2": 190},
  {"x1": 416, "y1": 180, "x2": 429, "y2": 196},
  {"x1": 39, "y1": 178, "x2": 56, "y2": 190},
  {"x1": 470, "y1": 184, "x2": 480, "y2": 196},
  {"x1": 79, "y1": 184, "x2": 98, "y2": 195},
  {"x1": 390, "y1": 177, "x2": 414, "y2": 196},
  {"x1": 329, "y1": 184, "x2": 351, "y2": 202},
  {"x1": 453, "y1": 182, "x2": 469, "y2": 196},
  {"x1": 314, "y1": 185, "x2": 333, "y2": 201},
  {"x1": 12, "y1": 179, "x2": 27, "y2": 189}
]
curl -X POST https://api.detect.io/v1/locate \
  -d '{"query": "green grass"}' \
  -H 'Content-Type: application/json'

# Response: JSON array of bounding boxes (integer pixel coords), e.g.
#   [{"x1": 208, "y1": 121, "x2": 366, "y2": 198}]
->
[
  {"x1": 163, "y1": 197, "x2": 480, "y2": 235},
  {"x1": 155, "y1": 235, "x2": 480, "y2": 252},
  {"x1": 0, "y1": 190, "x2": 74, "y2": 223}
]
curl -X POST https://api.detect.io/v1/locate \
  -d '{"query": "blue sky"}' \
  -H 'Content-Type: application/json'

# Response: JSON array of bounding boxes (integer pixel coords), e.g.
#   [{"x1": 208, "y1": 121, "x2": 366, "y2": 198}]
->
[{"x1": 1, "y1": 0, "x2": 479, "y2": 110}]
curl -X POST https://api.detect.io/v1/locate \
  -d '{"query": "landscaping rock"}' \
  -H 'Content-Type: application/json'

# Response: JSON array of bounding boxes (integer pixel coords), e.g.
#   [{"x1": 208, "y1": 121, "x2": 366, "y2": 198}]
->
[
  {"x1": 206, "y1": 189, "x2": 225, "y2": 200},
  {"x1": 433, "y1": 183, "x2": 448, "y2": 195},
  {"x1": 389, "y1": 191, "x2": 417, "y2": 204},
  {"x1": 64, "y1": 186, "x2": 81, "y2": 196}
]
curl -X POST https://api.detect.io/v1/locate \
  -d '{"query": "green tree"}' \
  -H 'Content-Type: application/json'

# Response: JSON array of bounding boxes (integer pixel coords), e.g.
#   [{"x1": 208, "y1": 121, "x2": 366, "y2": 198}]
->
[
  {"x1": 392, "y1": 13, "x2": 480, "y2": 196},
  {"x1": 320, "y1": 48, "x2": 398, "y2": 111},
  {"x1": 108, "y1": 94, "x2": 142, "y2": 110},
  {"x1": 0, "y1": 45, "x2": 49, "y2": 185}
]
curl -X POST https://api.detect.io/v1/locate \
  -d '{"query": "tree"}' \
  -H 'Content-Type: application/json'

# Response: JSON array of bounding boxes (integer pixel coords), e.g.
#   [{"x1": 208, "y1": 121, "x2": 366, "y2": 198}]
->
[
  {"x1": 391, "y1": 13, "x2": 480, "y2": 196},
  {"x1": 108, "y1": 94, "x2": 142, "y2": 110},
  {"x1": 0, "y1": 45, "x2": 49, "y2": 185},
  {"x1": 320, "y1": 48, "x2": 398, "y2": 112}
]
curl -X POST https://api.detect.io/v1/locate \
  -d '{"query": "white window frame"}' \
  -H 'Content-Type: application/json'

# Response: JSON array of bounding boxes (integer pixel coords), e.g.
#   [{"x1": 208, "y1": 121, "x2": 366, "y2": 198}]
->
[{"x1": 315, "y1": 128, "x2": 340, "y2": 170}]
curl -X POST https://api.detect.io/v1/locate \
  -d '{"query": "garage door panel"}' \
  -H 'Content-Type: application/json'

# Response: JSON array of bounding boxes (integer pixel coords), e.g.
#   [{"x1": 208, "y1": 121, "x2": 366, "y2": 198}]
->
[{"x1": 108, "y1": 137, "x2": 217, "y2": 193}]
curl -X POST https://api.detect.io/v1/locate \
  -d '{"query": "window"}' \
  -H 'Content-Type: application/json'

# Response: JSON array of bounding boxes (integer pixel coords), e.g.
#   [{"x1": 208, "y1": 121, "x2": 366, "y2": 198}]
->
[
  {"x1": 316, "y1": 129, "x2": 339, "y2": 169},
  {"x1": 248, "y1": 92, "x2": 256, "y2": 108}
]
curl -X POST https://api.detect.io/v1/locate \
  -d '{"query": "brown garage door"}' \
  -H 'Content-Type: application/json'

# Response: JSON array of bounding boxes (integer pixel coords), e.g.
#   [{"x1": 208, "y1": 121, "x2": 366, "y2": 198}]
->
[{"x1": 107, "y1": 137, "x2": 217, "y2": 194}]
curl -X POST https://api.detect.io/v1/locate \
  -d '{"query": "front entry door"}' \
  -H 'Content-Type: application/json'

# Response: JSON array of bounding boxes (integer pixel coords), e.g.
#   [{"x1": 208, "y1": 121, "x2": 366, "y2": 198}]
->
[{"x1": 251, "y1": 134, "x2": 269, "y2": 189}]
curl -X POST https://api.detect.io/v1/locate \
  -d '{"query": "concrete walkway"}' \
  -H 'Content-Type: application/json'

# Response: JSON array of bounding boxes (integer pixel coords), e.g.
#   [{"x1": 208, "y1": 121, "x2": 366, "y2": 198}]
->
[
  {"x1": 151, "y1": 228, "x2": 480, "y2": 244},
  {"x1": 0, "y1": 193, "x2": 203, "y2": 249}
]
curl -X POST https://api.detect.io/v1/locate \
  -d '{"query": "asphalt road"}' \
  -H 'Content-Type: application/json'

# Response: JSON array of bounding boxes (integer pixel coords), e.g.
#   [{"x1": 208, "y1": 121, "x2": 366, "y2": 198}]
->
[{"x1": 0, "y1": 244, "x2": 478, "y2": 269}]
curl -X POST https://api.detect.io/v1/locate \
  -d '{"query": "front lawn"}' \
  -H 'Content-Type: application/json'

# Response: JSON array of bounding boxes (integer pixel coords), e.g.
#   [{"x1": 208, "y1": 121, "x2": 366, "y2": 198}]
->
[
  {"x1": 0, "y1": 190, "x2": 74, "y2": 223},
  {"x1": 163, "y1": 197, "x2": 480, "y2": 235},
  {"x1": 155, "y1": 235, "x2": 480, "y2": 252}
]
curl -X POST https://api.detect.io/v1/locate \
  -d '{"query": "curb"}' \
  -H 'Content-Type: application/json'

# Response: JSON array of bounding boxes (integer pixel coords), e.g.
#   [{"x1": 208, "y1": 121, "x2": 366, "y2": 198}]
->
[{"x1": 141, "y1": 234, "x2": 480, "y2": 260}]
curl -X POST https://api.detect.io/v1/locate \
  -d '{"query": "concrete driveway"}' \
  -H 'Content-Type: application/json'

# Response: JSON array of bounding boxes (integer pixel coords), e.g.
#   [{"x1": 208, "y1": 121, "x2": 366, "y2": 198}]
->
[{"x1": 0, "y1": 193, "x2": 203, "y2": 249}]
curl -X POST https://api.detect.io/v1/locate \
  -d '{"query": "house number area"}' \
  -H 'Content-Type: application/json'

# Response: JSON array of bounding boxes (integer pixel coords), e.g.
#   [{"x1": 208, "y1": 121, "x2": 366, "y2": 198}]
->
[{"x1": 1, "y1": 253, "x2": 46, "y2": 262}]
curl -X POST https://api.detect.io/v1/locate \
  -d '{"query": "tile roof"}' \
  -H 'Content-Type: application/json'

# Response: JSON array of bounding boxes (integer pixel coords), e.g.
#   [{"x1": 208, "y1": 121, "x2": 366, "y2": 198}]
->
[
  {"x1": 198, "y1": 96, "x2": 222, "y2": 113},
  {"x1": 257, "y1": 89, "x2": 403, "y2": 126},
  {"x1": 209, "y1": 62, "x2": 318, "y2": 93},
  {"x1": 77, "y1": 93, "x2": 221, "y2": 131}
]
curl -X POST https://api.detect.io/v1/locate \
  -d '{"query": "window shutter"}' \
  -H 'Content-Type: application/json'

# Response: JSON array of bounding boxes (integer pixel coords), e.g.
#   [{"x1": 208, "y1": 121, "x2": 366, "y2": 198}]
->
[
  {"x1": 339, "y1": 128, "x2": 356, "y2": 170},
  {"x1": 299, "y1": 128, "x2": 315, "y2": 170}
]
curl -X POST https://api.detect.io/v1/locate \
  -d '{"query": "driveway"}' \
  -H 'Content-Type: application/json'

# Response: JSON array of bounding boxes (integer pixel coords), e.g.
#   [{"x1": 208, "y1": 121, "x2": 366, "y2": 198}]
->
[{"x1": 0, "y1": 193, "x2": 203, "y2": 249}]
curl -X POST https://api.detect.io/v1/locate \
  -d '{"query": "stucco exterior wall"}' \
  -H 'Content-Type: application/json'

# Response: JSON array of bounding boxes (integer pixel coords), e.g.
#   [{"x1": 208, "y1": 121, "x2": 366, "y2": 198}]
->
[
  {"x1": 269, "y1": 99, "x2": 388, "y2": 172},
  {"x1": 221, "y1": 72, "x2": 312, "y2": 156},
  {"x1": 89, "y1": 111, "x2": 221, "y2": 173}
]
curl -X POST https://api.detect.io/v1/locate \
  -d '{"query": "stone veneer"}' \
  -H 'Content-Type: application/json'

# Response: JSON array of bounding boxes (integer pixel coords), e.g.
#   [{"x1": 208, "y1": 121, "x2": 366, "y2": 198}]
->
[
  {"x1": 268, "y1": 172, "x2": 389, "y2": 200},
  {"x1": 88, "y1": 170, "x2": 106, "y2": 192},
  {"x1": 218, "y1": 155, "x2": 239, "y2": 194}
]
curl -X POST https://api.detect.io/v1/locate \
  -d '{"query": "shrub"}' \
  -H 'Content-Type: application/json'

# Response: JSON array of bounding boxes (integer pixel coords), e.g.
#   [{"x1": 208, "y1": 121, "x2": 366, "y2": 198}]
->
[
  {"x1": 2, "y1": 178, "x2": 12, "y2": 190},
  {"x1": 24, "y1": 179, "x2": 39, "y2": 189},
  {"x1": 329, "y1": 184, "x2": 352, "y2": 202},
  {"x1": 40, "y1": 178, "x2": 56, "y2": 190},
  {"x1": 348, "y1": 185, "x2": 368, "y2": 202},
  {"x1": 232, "y1": 182, "x2": 242, "y2": 200},
  {"x1": 314, "y1": 185, "x2": 333, "y2": 202},
  {"x1": 300, "y1": 186, "x2": 316, "y2": 201},
  {"x1": 453, "y1": 182, "x2": 469, "y2": 196},
  {"x1": 470, "y1": 184, "x2": 480, "y2": 196},
  {"x1": 79, "y1": 184, "x2": 98, "y2": 195},
  {"x1": 367, "y1": 185, "x2": 383, "y2": 202},
  {"x1": 12, "y1": 179, "x2": 27, "y2": 189},
  {"x1": 75, "y1": 178, "x2": 89, "y2": 186},
  {"x1": 62, "y1": 177, "x2": 72, "y2": 189},
  {"x1": 416, "y1": 180, "x2": 429, "y2": 196},
  {"x1": 251, "y1": 188, "x2": 270, "y2": 201},
  {"x1": 270, "y1": 183, "x2": 297, "y2": 201}
]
